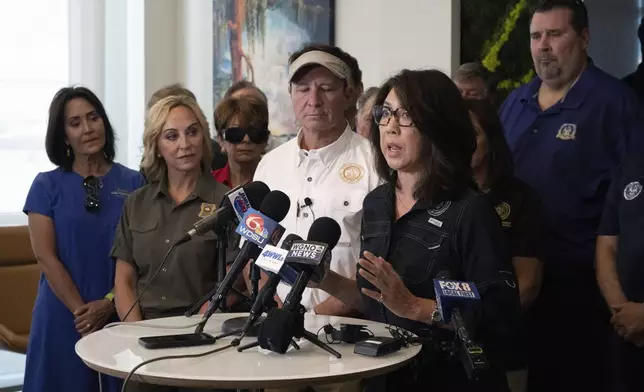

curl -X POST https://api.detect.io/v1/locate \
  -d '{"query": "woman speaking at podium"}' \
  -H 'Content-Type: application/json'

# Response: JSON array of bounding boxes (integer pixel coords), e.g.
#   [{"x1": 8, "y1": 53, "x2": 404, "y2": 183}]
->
[
  {"x1": 111, "y1": 95, "x2": 229, "y2": 323},
  {"x1": 317, "y1": 70, "x2": 522, "y2": 391}
]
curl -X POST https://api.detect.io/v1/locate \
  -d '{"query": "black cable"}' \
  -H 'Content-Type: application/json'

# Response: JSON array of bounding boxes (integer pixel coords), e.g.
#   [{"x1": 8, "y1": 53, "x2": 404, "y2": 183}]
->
[
  {"x1": 318, "y1": 324, "x2": 375, "y2": 344},
  {"x1": 386, "y1": 325, "x2": 421, "y2": 347},
  {"x1": 120, "y1": 342, "x2": 238, "y2": 392},
  {"x1": 121, "y1": 242, "x2": 179, "y2": 322}
]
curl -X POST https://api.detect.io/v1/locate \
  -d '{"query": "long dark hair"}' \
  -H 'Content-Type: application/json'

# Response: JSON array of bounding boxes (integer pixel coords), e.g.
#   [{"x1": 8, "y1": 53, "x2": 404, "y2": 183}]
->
[
  {"x1": 464, "y1": 98, "x2": 514, "y2": 191},
  {"x1": 45, "y1": 86, "x2": 116, "y2": 171},
  {"x1": 370, "y1": 69, "x2": 477, "y2": 204}
]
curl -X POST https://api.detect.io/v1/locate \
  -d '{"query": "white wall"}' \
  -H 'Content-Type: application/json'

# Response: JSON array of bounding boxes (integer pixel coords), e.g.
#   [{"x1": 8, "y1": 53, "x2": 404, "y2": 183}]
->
[
  {"x1": 585, "y1": 0, "x2": 642, "y2": 78},
  {"x1": 335, "y1": 0, "x2": 461, "y2": 90}
]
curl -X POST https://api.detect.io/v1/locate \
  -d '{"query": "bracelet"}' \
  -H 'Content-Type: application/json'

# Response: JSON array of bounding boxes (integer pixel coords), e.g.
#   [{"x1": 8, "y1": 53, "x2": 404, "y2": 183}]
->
[
  {"x1": 430, "y1": 304, "x2": 442, "y2": 325},
  {"x1": 104, "y1": 292, "x2": 115, "y2": 302}
]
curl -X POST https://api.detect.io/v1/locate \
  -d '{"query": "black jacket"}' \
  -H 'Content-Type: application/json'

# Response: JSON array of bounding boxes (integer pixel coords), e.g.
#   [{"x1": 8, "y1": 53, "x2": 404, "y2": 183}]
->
[{"x1": 357, "y1": 183, "x2": 523, "y2": 388}]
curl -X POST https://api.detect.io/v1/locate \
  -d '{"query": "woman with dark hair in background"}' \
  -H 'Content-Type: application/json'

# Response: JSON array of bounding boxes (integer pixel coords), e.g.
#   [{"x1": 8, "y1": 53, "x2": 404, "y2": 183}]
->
[
  {"x1": 22, "y1": 86, "x2": 144, "y2": 392},
  {"x1": 466, "y1": 98, "x2": 544, "y2": 392},
  {"x1": 466, "y1": 98, "x2": 543, "y2": 308},
  {"x1": 356, "y1": 87, "x2": 379, "y2": 138},
  {"x1": 317, "y1": 69, "x2": 522, "y2": 391}
]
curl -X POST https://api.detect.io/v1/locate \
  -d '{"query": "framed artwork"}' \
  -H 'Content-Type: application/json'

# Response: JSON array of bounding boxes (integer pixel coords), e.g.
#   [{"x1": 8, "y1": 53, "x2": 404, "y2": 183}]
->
[{"x1": 213, "y1": 0, "x2": 335, "y2": 141}]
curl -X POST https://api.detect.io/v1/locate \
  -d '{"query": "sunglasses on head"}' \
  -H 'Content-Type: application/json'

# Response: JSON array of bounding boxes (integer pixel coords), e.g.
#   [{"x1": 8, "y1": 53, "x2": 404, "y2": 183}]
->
[
  {"x1": 83, "y1": 176, "x2": 100, "y2": 213},
  {"x1": 222, "y1": 127, "x2": 270, "y2": 144}
]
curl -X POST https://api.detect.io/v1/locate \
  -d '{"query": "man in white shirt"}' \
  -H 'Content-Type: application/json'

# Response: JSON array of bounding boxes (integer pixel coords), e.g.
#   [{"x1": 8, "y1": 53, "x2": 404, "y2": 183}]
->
[{"x1": 252, "y1": 44, "x2": 380, "y2": 317}]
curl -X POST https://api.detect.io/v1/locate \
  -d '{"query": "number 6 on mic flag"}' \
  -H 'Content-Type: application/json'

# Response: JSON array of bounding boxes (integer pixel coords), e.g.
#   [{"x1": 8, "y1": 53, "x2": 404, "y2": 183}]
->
[{"x1": 236, "y1": 207, "x2": 285, "y2": 248}]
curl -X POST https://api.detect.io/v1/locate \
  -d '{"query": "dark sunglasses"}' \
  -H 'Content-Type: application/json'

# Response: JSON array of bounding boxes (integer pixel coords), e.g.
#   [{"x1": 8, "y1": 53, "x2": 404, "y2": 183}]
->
[
  {"x1": 83, "y1": 176, "x2": 100, "y2": 213},
  {"x1": 222, "y1": 127, "x2": 269, "y2": 144}
]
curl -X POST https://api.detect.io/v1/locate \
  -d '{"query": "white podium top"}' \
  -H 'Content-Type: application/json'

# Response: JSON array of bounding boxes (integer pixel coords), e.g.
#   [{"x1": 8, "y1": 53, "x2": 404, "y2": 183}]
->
[{"x1": 75, "y1": 313, "x2": 421, "y2": 389}]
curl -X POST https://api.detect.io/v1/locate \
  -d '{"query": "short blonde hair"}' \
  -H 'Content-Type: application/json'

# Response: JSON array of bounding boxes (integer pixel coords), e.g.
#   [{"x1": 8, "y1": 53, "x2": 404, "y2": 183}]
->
[{"x1": 141, "y1": 95, "x2": 213, "y2": 183}]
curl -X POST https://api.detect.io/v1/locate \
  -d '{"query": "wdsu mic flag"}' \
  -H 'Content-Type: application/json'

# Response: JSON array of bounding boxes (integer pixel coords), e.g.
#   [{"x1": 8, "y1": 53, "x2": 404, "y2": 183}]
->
[
  {"x1": 433, "y1": 279, "x2": 480, "y2": 323},
  {"x1": 236, "y1": 208, "x2": 285, "y2": 248}
]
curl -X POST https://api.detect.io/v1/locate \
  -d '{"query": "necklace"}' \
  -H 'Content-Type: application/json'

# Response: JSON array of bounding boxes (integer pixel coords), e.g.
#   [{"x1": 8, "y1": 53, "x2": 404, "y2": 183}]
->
[{"x1": 395, "y1": 188, "x2": 414, "y2": 210}]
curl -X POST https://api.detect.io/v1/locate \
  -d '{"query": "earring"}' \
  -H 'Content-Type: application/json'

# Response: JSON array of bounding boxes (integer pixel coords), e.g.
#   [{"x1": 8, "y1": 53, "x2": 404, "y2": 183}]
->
[{"x1": 66, "y1": 146, "x2": 71, "y2": 157}]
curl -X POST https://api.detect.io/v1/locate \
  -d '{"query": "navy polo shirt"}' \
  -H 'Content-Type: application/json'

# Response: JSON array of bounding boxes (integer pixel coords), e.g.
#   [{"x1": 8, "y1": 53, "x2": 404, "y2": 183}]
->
[
  {"x1": 499, "y1": 63, "x2": 644, "y2": 268},
  {"x1": 598, "y1": 155, "x2": 644, "y2": 302}
]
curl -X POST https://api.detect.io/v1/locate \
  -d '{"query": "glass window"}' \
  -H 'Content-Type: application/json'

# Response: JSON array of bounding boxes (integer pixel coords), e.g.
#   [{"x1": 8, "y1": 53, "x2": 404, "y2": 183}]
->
[{"x1": 0, "y1": 0, "x2": 68, "y2": 226}]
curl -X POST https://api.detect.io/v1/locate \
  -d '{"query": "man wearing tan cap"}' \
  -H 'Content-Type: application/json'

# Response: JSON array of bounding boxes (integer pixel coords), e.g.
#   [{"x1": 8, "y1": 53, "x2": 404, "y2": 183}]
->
[
  {"x1": 252, "y1": 42, "x2": 380, "y2": 316},
  {"x1": 251, "y1": 43, "x2": 378, "y2": 392}
]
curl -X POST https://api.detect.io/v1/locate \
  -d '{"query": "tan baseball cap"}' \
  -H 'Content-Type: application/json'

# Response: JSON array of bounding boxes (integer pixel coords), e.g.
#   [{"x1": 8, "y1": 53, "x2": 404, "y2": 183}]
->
[{"x1": 287, "y1": 50, "x2": 354, "y2": 87}]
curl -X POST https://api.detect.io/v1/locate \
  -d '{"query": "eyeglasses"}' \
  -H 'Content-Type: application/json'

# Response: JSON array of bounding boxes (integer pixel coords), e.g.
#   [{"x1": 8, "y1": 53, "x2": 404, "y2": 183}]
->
[
  {"x1": 372, "y1": 105, "x2": 414, "y2": 127},
  {"x1": 83, "y1": 176, "x2": 100, "y2": 213},
  {"x1": 222, "y1": 127, "x2": 270, "y2": 144}
]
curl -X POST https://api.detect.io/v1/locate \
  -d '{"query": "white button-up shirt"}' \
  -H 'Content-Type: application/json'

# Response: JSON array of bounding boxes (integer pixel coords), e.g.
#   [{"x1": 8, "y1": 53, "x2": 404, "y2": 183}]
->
[{"x1": 253, "y1": 125, "x2": 381, "y2": 310}]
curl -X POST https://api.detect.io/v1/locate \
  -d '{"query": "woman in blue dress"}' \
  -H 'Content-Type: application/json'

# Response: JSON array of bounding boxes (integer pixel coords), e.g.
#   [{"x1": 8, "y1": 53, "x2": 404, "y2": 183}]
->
[{"x1": 22, "y1": 86, "x2": 145, "y2": 392}]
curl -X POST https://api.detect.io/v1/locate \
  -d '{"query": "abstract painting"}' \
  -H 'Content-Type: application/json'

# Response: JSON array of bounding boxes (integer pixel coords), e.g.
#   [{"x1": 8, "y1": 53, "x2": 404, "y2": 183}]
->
[{"x1": 213, "y1": 0, "x2": 335, "y2": 142}]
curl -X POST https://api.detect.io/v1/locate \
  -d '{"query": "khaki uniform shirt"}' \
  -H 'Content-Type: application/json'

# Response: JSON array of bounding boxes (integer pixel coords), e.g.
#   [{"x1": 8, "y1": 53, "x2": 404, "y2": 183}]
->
[{"x1": 111, "y1": 172, "x2": 230, "y2": 318}]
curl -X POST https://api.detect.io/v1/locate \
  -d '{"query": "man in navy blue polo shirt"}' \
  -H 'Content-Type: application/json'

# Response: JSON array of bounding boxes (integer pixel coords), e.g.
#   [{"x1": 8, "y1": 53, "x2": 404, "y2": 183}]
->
[
  {"x1": 499, "y1": 1, "x2": 644, "y2": 391},
  {"x1": 597, "y1": 155, "x2": 644, "y2": 392}
]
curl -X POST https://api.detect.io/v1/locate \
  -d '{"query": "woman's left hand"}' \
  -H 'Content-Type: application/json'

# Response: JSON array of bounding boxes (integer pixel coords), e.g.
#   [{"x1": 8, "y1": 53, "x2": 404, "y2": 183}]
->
[
  {"x1": 73, "y1": 299, "x2": 114, "y2": 336},
  {"x1": 358, "y1": 251, "x2": 421, "y2": 320}
]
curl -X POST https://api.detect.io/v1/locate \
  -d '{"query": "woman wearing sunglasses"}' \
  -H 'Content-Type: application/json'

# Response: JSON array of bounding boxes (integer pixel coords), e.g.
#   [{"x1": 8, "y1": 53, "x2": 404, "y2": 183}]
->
[
  {"x1": 212, "y1": 95, "x2": 270, "y2": 189},
  {"x1": 22, "y1": 87, "x2": 144, "y2": 392},
  {"x1": 211, "y1": 95, "x2": 270, "y2": 310}
]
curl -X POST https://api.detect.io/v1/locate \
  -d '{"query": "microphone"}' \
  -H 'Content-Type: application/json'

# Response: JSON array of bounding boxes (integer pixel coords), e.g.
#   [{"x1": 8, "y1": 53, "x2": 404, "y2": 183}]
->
[
  {"x1": 433, "y1": 272, "x2": 480, "y2": 325},
  {"x1": 281, "y1": 217, "x2": 341, "y2": 312},
  {"x1": 234, "y1": 234, "x2": 302, "y2": 342},
  {"x1": 177, "y1": 181, "x2": 270, "y2": 244},
  {"x1": 251, "y1": 217, "x2": 343, "y2": 357},
  {"x1": 195, "y1": 190, "x2": 290, "y2": 333},
  {"x1": 254, "y1": 234, "x2": 302, "y2": 286},
  {"x1": 433, "y1": 271, "x2": 488, "y2": 380}
]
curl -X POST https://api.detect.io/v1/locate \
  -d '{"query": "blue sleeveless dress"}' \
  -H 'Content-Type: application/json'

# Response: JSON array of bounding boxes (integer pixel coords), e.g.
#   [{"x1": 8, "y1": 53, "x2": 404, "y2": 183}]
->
[{"x1": 22, "y1": 163, "x2": 144, "y2": 392}]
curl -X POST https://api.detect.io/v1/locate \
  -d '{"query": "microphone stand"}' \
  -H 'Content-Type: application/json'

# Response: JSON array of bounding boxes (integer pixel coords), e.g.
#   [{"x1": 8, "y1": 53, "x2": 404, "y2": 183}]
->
[
  {"x1": 185, "y1": 229, "x2": 253, "y2": 317},
  {"x1": 219, "y1": 258, "x2": 266, "y2": 337},
  {"x1": 249, "y1": 260, "x2": 261, "y2": 302}
]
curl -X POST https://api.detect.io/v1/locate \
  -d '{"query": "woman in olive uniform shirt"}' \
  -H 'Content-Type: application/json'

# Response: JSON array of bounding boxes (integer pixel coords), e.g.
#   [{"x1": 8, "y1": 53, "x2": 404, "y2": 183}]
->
[{"x1": 112, "y1": 95, "x2": 230, "y2": 323}]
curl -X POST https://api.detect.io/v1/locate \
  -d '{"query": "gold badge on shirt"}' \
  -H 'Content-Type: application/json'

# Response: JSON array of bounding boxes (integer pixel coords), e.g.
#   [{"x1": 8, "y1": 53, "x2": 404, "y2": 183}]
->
[
  {"x1": 198, "y1": 203, "x2": 217, "y2": 218},
  {"x1": 495, "y1": 202, "x2": 512, "y2": 228},
  {"x1": 339, "y1": 163, "x2": 364, "y2": 184},
  {"x1": 556, "y1": 123, "x2": 577, "y2": 140}
]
